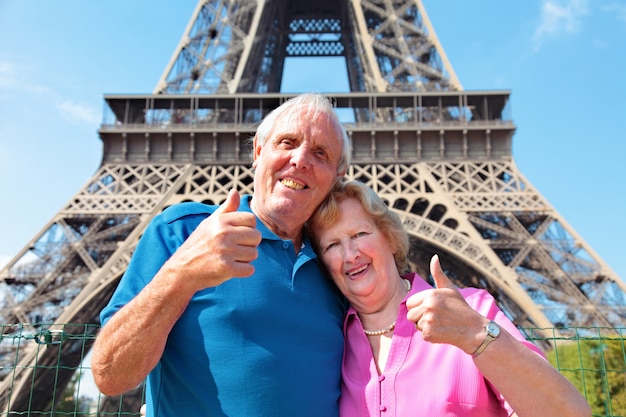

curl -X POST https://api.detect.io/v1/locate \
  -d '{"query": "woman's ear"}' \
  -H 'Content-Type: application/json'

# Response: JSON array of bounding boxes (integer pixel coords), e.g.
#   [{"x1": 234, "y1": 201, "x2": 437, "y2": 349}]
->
[{"x1": 387, "y1": 235, "x2": 398, "y2": 258}]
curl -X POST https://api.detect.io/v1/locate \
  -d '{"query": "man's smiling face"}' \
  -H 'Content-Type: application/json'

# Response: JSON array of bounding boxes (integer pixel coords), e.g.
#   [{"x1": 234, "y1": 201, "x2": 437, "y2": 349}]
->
[{"x1": 251, "y1": 105, "x2": 344, "y2": 237}]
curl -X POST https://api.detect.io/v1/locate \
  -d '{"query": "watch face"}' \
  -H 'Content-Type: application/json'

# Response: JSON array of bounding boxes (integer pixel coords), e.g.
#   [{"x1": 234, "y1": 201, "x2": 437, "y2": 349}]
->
[{"x1": 486, "y1": 321, "x2": 500, "y2": 338}]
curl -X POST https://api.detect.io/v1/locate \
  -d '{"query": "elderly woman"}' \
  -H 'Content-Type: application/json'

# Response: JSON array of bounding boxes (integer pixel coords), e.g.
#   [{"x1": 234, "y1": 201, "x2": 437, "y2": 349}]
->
[{"x1": 307, "y1": 180, "x2": 590, "y2": 417}]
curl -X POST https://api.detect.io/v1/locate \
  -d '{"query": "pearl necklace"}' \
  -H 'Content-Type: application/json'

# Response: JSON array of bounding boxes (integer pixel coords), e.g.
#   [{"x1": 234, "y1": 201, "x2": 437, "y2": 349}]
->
[{"x1": 363, "y1": 279, "x2": 412, "y2": 336}]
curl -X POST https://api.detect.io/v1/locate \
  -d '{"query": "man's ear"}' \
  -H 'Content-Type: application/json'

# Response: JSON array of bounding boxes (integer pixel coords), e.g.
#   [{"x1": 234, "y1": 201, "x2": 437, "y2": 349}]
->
[
  {"x1": 252, "y1": 135, "x2": 262, "y2": 168},
  {"x1": 331, "y1": 175, "x2": 344, "y2": 191}
]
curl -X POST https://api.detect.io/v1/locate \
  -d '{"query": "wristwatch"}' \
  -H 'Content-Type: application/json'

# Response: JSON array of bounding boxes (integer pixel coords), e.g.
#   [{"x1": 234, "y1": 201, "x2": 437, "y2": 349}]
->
[{"x1": 471, "y1": 320, "x2": 500, "y2": 357}]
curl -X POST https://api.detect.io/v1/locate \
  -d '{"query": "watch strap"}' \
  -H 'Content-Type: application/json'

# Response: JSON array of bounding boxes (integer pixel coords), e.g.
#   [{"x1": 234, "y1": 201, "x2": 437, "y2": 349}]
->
[{"x1": 471, "y1": 320, "x2": 499, "y2": 357}]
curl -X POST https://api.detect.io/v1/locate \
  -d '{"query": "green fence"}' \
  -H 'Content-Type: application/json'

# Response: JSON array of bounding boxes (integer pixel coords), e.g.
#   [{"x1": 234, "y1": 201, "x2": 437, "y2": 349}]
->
[{"x1": 1, "y1": 324, "x2": 623, "y2": 416}]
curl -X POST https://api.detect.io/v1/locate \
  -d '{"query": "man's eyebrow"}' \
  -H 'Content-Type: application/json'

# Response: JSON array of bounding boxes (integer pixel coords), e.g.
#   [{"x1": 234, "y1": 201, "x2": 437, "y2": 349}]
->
[{"x1": 274, "y1": 130, "x2": 300, "y2": 139}]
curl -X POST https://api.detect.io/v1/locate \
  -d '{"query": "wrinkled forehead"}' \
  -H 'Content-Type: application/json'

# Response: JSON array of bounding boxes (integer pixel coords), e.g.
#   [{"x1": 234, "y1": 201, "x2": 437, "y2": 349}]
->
[
  {"x1": 276, "y1": 105, "x2": 342, "y2": 139},
  {"x1": 311, "y1": 196, "x2": 355, "y2": 241}
]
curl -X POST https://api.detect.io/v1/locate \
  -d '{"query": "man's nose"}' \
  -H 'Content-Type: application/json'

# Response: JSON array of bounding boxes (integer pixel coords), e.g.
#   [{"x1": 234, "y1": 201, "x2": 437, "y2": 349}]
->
[{"x1": 290, "y1": 145, "x2": 313, "y2": 169}]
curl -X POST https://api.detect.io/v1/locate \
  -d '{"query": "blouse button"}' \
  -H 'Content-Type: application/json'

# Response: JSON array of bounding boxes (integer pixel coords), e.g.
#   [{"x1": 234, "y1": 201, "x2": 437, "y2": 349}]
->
[
  {"x1": 379, "y1": 405, "x2": 387, "y2": 411},
  {"x1": 378, "y1": 375, "x2": 385, "y2": 381}
]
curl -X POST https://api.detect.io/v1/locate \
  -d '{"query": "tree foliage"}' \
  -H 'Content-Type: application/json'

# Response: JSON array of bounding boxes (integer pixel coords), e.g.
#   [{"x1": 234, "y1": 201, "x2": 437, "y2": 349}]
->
[
  {"x1": 48, "y1": 373, "x2": 92, "y2": 416},
  {"x1": 546, "y1": 337, "x2": 626, "y2": 417}
]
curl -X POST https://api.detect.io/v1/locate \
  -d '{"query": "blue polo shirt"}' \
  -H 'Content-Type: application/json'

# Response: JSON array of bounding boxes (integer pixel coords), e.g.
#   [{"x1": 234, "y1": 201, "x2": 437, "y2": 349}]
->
[{"x1": 100, "y1": 195, "x2": 346, "y2": 417}]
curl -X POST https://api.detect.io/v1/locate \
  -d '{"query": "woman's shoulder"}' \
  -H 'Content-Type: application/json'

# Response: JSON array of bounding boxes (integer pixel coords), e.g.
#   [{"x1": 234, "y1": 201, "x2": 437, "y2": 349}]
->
[{"x1": 459, "y1": 287, "x2": 495, "y2": 305}]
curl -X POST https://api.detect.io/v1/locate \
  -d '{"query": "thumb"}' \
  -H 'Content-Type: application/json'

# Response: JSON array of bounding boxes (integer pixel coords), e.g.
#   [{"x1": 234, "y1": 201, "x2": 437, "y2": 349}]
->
[
  {"x1": 430, "y1": 254, "x2": 455, "y2": 289},
  {"x1": 215, "y1": 188, "x2": 241, "y2": 214}
]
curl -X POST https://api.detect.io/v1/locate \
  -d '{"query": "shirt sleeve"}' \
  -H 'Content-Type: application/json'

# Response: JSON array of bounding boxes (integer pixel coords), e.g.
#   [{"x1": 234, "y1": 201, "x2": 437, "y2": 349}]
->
[{"x1": 99, "y1": 203, "x2": 212, "y2": 326}]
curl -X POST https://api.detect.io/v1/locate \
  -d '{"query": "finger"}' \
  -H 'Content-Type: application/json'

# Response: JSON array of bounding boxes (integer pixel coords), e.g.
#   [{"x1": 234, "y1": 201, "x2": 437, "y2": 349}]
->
[
  {"x1": 430, "y1": 254, "x2": 455, "y2": 289},
  {"x1": 406, "y1": 305, "x2": 423, "y2": 330},
  {"x1": 214, "y1": 188, "x2": 240, "y2": 215},
  {"x1": 213, "y1": 189, "x2": 257, "y2": 229},
  {"x1": 234, "y1": 226, "x2": 263, "y2": 247},
  {"x1": 233, "y1": 245, "x2": 259, "y2": 263}
]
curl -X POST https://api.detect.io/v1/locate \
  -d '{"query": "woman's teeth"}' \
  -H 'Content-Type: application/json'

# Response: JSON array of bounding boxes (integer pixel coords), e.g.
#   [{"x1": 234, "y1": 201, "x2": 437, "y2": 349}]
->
[{"x1": 348, "y1": 265, "x2": 368, "y2": 277}]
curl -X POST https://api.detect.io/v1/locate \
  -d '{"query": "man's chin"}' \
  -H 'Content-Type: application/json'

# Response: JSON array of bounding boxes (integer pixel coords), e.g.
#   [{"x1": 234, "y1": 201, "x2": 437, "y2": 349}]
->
[{"x1": 274, "y1": 196, "x2": 314, "y2": 215}]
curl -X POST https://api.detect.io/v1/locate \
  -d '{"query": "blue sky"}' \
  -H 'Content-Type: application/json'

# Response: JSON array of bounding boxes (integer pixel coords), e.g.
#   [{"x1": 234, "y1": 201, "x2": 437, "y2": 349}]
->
[{"x1": 1, "y1": 0, "x2": 625, "y2": 285}]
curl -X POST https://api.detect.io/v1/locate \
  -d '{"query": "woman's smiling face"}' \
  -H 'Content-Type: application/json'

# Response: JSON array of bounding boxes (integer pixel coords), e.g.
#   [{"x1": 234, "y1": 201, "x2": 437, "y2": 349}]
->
[{"x1": 316, "y1": 198, "x2": 400, "y2": 312}]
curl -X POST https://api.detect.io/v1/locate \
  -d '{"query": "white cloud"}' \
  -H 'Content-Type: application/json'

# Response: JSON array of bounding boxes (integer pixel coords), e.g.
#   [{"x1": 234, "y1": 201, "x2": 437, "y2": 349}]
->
[
  {"x1": 593, "y1": 38, "x2": 609, "y2": 49},
  {"x1": 0, "y1": 59, "x2": 53, "y2": 95},
  {"x1": 57, "y1": 100, "x2": 100, "y2": 125},
  {"x1": 533, "y1": 0, "x2": 590, "y2": 50},
  {"x1": 601, "y1": 2, "x2": 626, "y2": 22},
  {"x1": 0, "y1": 61, "x2": 17, "y2": 89},
  {"x1": 0, "y1": 63, "x2": 97, "y2": 125}
]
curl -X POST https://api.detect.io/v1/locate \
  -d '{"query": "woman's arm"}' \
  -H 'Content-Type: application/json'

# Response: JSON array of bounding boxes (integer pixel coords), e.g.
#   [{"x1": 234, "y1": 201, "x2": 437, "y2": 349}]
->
[{"x1": 406, "y1": 255, "x2": 591, "y2": 417}]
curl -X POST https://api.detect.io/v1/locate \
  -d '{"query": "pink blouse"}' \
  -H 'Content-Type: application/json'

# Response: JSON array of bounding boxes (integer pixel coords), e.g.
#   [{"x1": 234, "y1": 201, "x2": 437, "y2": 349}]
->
[{"x1": 340, "y1": 272, "x2": 544, "y2": 417}]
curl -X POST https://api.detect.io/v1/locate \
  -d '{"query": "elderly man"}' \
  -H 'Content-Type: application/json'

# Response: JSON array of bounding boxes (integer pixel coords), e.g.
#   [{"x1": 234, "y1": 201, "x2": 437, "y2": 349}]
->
[{"x1": 92, "y1": 94, "x2": 351, "y2": 417}]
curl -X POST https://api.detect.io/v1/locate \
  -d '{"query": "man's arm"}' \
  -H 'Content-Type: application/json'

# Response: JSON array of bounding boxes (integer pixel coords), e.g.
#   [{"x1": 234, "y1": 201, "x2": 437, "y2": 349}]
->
[
  {"x1": 91, "y1": 189, "x2": 261, "y2": 395},
  {"x1": 91, "y1": 264, "x2": 195, "y2": 395}
]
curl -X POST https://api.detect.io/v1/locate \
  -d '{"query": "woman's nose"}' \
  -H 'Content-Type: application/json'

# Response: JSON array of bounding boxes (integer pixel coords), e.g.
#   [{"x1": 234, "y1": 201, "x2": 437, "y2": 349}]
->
[{"x1": 342, "y1": 240, "x2": 360, "y2": 262}]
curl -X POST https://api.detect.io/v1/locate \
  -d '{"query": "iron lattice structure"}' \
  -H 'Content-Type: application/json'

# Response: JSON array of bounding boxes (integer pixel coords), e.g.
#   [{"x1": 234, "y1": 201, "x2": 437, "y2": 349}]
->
[{"x1": 1, "y1": 0, "x2": 624, "y2": 413}]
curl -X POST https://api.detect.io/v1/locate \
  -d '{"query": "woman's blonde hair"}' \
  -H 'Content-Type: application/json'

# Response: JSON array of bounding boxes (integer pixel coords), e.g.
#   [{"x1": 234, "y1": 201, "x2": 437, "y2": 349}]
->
[{"x1": 307, "y1": 180, "x2": 410, "y2": 273}]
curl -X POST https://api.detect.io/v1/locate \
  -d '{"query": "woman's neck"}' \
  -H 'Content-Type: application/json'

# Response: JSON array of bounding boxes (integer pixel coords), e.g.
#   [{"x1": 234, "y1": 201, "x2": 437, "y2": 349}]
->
[
  {"x1": 360, "y1": 277, "x2": 412, "y2": 374},
  {"x1": 359, "y1": 277, "x2": 411, "y2": 336}
]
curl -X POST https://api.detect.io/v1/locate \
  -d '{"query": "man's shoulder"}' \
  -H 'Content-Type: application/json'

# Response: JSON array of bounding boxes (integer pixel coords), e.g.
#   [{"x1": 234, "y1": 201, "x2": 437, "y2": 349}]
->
[{"x1": 158, "y1": 201, "x2": 219, "y2": 224}]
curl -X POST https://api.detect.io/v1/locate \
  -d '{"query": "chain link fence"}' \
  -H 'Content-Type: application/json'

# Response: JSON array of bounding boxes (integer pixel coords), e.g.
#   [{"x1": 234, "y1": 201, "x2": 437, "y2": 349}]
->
[{"x1": 1, "y1": 324, "x2": 622, "y2": 416}]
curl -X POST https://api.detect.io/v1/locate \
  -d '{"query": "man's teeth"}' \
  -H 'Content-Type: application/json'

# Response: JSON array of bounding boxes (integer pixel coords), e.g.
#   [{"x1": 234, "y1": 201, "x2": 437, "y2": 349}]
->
[
  {"x1": 281, "y1": 179, "x2": 304, "y2": 190},
  {"x1": 348, "y1": 265, "x2": 368, "y2": 276}
]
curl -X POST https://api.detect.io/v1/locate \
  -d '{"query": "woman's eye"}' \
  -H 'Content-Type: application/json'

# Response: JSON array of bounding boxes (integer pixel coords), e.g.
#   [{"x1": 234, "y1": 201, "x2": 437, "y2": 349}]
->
[
  {"x1": 323, "y1": 242, "x2": 337, "y2": 253},
  {"x1": 354, "y1": 231, "x2": 368, "y2": 239}
]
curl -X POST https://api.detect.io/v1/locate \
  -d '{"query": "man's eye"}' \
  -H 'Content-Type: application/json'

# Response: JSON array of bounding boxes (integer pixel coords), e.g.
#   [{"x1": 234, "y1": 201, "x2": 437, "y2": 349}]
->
[
  {"x1": 279, "y1": 138, "x2": 296, "y2": 147},
  {"x1": 315, "y1": 149, "x2": 329, "y2": 160}
]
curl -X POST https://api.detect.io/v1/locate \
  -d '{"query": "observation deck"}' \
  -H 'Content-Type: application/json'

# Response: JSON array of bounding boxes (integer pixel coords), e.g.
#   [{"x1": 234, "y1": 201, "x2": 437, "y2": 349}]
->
[{"x1": 99, "y1": 91, "x2": 515, "y2": 165}]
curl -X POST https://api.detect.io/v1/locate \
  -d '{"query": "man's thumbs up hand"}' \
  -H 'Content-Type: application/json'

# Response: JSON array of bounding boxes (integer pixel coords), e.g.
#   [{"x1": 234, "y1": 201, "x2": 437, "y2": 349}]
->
[
  {"x1": 162, "y1": 189, "x2": 262, "y2": 294},
  {"x1": 213, "y1": 188, "x2": 241, "y2": 215}
]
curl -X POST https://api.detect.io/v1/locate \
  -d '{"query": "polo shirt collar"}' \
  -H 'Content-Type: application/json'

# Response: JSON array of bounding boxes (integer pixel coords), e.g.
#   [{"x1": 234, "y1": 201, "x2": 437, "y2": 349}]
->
[{"x1": 240, "y1": 195, "x2": 318, "y2": 260}]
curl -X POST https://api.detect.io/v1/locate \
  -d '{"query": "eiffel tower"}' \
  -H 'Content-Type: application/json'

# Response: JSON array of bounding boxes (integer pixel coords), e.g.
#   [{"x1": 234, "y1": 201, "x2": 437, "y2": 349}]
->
[{"x1": 2, "y1": 0, "x2": 625, "y2": 413}]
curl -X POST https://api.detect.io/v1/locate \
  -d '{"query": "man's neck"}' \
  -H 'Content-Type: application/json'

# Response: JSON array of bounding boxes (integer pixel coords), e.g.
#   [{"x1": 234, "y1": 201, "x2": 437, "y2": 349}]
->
[{"x1": 249, "y1": 197, "x2": 303, "y2": 253}]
